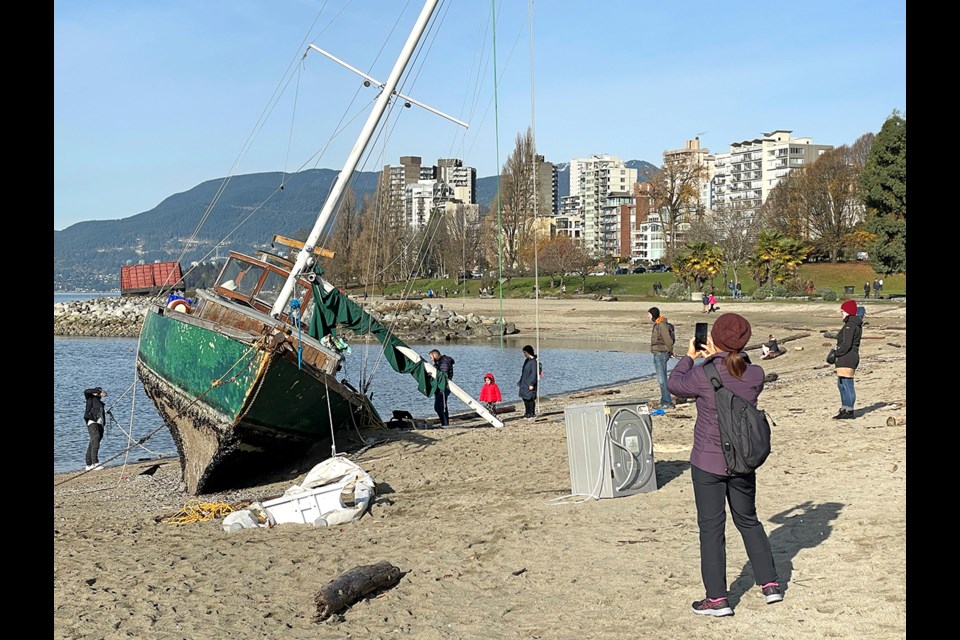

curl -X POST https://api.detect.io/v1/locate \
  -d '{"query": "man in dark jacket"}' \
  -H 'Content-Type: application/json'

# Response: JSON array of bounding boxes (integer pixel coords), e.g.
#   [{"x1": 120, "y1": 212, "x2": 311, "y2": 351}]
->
[
  {"x1": 83, "y1": 387, "x2": 108, "y2": 470},
  {"x1": 429, "y1": 349, "x2": 455, "y2": 426}
]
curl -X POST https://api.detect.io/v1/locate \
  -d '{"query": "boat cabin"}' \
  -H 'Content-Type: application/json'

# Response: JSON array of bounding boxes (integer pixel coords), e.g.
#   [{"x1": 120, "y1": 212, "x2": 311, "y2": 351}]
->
[{"x1": 213, "y1": 251, "x2": 316, "y2": 326}]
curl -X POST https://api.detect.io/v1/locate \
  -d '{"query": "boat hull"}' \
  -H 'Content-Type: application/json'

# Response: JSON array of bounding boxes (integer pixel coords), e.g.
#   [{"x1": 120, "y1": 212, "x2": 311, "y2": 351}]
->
[{"x1": 137, "y1": 306, "x2": 381, "y2": 494}]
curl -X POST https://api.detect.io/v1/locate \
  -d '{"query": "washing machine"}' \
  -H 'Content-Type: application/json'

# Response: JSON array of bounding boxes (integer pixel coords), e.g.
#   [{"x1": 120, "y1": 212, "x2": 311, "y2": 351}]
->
[{"x1": 564, "y1": 399, "x2": 658, "y2": 498}]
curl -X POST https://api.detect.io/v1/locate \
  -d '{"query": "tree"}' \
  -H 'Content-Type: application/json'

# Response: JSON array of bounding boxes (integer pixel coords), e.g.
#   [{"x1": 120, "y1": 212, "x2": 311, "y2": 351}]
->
[
  {"x1": 674, "y1": 242, "x2": 724, "y2": 291},
  {"x1": 495, "y1": 128, "x2": 550, "y2": 271},
  {"x1": 860, "y1": 110, "x2": 906, "y2": 274},
  {"x1": 760, "y1": 143, "x2": 866, "y2": 262},
  {"x1": 748, "y1": 231, "x2": 810, "y2": 286},
  {"x1": 641, "y1": 157, "x2": 708, "y2": 262},
  {"x1": 538, "y1": 236, "x2": 590, "y2": 289}
]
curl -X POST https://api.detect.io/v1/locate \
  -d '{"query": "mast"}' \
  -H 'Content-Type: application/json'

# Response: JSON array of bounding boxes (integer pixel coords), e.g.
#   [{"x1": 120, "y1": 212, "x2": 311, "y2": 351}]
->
[{"x1": 271, "y1": 0, "x2": 439, "y2": 318}]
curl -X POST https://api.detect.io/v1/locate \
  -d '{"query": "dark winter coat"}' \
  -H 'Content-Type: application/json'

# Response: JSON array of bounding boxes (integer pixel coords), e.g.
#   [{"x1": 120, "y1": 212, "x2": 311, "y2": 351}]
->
[
  {"x1": 436, "y1": 355, "x2": 455, "y2": 380},
  {"x1": 835, "y1": 314, "x2": 862, "y2": 376},
  {"x1": 666, "y1": 352, "x2": 765, "y2": 476},
  {"x1": 84, "y1": 387, "x2": 106, "y2": 425},
  {"x1": 518, "y1": 356, "x2": 538, "y2": 400}
]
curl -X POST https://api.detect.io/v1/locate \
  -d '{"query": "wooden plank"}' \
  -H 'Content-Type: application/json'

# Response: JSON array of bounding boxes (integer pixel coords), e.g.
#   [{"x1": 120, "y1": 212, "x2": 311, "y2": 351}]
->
[{"x1": 272, "y1": 234, "x2": 335, "y2": 259}]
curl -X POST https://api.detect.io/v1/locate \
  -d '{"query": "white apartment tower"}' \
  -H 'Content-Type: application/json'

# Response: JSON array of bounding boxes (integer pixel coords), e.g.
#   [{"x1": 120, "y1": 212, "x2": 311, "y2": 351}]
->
[
  {"x1": 711, "y1": 130, "x2": 833, "y2": 215},
  {"x1": 569, "y1": 154, "x2": 637, "y2": 257}
]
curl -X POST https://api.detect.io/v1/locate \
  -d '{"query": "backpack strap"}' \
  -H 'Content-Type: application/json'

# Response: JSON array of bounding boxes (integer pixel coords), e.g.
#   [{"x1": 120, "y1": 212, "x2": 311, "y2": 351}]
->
[{"x1": 703, "y1": 360, "x2": 724, "y2": 391}]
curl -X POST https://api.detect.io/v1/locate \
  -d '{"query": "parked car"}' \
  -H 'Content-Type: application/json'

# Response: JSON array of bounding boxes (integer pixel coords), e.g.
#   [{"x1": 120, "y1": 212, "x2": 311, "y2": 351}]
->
[
  {"x1": 648, "y1": 264, "x2": 668, "y2": 272},
  {"x1": 614, "y1": 267, "x2": 629, "y2": 275},
  {"x1": 632, "y1": 266, "x2": 646, "y2": 274},
  {"x1": 588, "y1": 270, "x2": 606, "y2": 277},
  {"x1": 856, "y1": 251, "x2": 869, "y2": 261}
]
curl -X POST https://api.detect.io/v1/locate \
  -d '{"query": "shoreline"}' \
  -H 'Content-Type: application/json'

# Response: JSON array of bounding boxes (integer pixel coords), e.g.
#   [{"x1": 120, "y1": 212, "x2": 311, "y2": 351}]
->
[{"x1": 54, "y1": 299, "x2": 907, "y2": 638}]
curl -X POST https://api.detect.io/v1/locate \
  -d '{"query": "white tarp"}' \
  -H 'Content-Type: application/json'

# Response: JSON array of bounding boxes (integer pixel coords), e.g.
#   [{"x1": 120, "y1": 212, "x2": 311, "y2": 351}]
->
[{"x1": 222, "y1": 457, "x2": 375, "y2": 532}]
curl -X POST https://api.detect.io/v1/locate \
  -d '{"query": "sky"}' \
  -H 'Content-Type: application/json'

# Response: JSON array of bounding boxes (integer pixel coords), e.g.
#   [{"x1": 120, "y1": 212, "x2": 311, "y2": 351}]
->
[{"x1": 54, "y1": 0, "x2": 906, "y2": 231}]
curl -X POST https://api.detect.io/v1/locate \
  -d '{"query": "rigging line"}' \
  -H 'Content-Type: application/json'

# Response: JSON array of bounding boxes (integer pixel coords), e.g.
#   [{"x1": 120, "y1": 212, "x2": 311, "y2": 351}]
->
[
  {"x1": 282, "y1": 61, "x2": 304, "y2": 181},
  {"x1": 459, "y1": 12, "x2": 528, "y2": 167},
  {"x1": 528, "y1": 0, "x2": 541, "y2": 410},
  {"x1": 491, "y1": 0, "x2": 504, "y2": 348}
]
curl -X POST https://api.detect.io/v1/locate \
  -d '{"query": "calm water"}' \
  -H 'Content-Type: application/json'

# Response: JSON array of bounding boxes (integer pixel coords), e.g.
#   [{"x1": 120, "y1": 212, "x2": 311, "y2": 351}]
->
[{"x1": 53, "y1": 295, "x2": 663, "y2": 474}]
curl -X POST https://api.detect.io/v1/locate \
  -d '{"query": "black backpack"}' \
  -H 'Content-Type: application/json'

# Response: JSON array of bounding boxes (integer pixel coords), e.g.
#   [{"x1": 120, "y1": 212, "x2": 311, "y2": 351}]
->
[{"x1": 703, "y1": 361, "x2": 773, "y2": 475}]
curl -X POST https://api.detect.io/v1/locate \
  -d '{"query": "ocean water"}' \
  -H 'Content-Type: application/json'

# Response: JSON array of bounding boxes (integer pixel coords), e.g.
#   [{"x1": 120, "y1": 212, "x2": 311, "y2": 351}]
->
[{"x1": 54, "y1": 302, "x2": 660, "y2": 474}]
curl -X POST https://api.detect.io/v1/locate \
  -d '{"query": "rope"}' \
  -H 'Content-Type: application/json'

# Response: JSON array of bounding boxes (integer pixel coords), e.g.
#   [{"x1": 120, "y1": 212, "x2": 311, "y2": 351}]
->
[
  {"x1": 160, "y1": 500, "x2": 237, "y2": 525},
  {"x1": 528, "y1": 0, "x2": 541, "y2": 413},
  {"x1": 491, "y1": 0, "x2": 504, "y2": 348}
]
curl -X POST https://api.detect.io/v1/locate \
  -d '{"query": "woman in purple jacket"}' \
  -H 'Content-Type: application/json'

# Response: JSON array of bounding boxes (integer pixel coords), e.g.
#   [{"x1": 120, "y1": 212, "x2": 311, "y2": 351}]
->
[{"x1": 667, "y1": 313, "x2": 782, "y2": 617}]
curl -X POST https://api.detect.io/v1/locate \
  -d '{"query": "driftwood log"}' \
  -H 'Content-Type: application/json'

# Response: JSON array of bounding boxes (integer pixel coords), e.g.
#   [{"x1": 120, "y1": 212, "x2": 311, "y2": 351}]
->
[{"x1": 314, "y1": 561, "x2": 402, "y2": 622}]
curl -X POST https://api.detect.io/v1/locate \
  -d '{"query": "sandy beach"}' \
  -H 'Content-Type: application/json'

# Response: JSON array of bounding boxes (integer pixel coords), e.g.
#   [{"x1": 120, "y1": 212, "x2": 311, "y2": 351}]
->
[{"x1": 53, "y1": 297, "x2": 907, "y2": 639}]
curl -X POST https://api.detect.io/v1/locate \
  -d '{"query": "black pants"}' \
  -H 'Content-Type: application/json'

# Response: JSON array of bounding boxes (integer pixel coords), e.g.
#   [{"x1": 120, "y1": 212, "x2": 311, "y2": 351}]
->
[
  {"x1": 691, "y1": 465, "x2": 778, "y2": 597},
  {"x1": 434, "y1": 388, "x2": 451, "y2": 426},
  {"x1": 86, "y1": 421, "x2": 104, "y2": 466},
  {"x1": 522, "y1": 398, "x2": 536, "y2": 417}
]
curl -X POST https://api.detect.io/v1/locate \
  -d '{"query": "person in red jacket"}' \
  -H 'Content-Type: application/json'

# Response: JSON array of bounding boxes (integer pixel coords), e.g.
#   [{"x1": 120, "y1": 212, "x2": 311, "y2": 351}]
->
[{"x1": 478, "y1": 373, "x2": 502, "y2": 415}]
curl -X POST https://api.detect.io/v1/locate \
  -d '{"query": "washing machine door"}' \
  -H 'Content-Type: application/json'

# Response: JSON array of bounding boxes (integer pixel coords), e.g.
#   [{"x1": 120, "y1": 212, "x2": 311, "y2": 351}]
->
[{"x1": 607, "y1": 408, "x2": 656, "y2": 495}]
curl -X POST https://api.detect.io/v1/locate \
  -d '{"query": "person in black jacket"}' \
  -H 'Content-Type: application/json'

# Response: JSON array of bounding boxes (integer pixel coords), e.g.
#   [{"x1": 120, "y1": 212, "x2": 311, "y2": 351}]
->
[
  {"x1": 832, "y1": 300, "x2": 863, "y2": 420},
  {"x1": 429, "y1": 349, "x2": 455, "y2": 426},
  {"x1": 518, "y1": 345, "x2": 539, "y2": 418},
  {"x1": 83, "y1": 387, "x2": 108, "y2": 470}
]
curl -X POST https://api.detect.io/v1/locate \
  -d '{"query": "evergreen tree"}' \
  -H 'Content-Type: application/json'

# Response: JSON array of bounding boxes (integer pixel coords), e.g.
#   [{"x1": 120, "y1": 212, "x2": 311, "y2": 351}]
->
[{"x1": 860, "y1": 110, "x2": 906, "y2": 274}]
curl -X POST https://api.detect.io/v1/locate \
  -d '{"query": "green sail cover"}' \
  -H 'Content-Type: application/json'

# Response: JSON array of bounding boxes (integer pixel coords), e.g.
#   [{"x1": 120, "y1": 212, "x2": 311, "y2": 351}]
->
[{"x1": 307, "y1": 266, "x2": 446, "y2": 398}]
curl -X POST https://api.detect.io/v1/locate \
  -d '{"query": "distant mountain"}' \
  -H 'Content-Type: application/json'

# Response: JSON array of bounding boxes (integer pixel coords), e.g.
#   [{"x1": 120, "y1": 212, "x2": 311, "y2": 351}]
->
[{"x1": 54, "y1": 161, "x2": 659, "y2": 291}]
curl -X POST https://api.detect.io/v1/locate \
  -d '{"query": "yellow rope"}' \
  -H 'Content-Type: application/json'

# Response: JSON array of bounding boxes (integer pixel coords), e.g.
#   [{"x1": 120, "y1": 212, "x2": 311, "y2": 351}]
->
[{"x1": 161, "y1": 500, "x2": 237, "y2": 525}]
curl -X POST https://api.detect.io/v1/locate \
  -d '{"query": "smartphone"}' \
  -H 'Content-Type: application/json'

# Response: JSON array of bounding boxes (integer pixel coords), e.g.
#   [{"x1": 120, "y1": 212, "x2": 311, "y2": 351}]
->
[{"x1": 694, "y1": 322, "x2": 708, "y2": 350}]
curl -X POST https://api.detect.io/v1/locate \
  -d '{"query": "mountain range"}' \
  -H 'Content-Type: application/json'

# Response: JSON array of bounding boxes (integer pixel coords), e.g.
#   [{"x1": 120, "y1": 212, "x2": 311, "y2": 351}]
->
[{"x1": 54, "y1": 160, "x2": 657, "y2": 291}]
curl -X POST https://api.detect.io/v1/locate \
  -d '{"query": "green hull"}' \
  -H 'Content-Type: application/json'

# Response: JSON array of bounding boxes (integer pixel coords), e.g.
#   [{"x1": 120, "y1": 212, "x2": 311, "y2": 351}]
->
[{"x1": 137, "y1": 308, "x2": 381, "y2": 494}]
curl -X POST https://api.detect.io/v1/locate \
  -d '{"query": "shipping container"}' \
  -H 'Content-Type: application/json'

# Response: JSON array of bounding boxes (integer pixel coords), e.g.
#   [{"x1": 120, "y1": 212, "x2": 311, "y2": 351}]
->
[{"x1": 120, "y1": 261, "x2": 185, "y2": 296}]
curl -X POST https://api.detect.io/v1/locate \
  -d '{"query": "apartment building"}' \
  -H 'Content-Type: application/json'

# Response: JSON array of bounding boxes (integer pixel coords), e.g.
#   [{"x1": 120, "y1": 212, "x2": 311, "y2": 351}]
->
[
  {"x1": 568, "y1": 154, "x2": 637, "y2": 257},
  {"x1": 711, "y1": 130, "x2": 832, "y2": 214},
  {"x1": 380, "y1": 156, "x2": 479, "y2": 230}
]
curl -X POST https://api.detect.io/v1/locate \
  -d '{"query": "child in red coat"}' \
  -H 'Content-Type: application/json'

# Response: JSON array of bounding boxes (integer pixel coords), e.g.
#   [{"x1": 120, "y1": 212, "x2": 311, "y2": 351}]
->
[{"x1": 479, "y1": 373, "x2": 502, "y2": 415}]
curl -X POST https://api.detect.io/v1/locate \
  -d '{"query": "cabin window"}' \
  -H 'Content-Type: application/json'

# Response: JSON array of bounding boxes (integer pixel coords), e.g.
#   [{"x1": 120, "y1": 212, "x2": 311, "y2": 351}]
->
[{"x1": 218, "y1": 258, "x2": 265, "y2": 297}]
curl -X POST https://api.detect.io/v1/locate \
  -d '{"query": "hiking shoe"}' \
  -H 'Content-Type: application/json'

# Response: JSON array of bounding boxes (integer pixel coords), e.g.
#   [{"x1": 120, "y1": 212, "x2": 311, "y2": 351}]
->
[
  {"x1": 691, "y1": 597, "x2": 733, "y2": 617},
  {"x1": 84, "y1": 464, "x2": 94, "y2": 471},
  {"x1": 761, "y1": 582, "x2": 784, "y2": 604},
  {"x1": 838, "y1": 410, "x2": 856, "y2": 420}
]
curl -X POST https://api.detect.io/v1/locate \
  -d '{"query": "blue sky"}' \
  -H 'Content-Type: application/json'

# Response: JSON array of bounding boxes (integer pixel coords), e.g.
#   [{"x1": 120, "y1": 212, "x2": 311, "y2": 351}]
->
[{"x1": 54, "y1": 0, "x2": 906, "y2": 231}]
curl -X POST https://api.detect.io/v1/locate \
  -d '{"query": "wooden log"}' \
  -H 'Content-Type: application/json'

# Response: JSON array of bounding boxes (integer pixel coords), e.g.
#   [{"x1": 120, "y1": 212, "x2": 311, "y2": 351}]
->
[
  {"x1": 886, "y1": 416, "x2": 906, "y2": 426},
  {"x1": 314, "y1": 560, "x2": 403, "y2": 622}
]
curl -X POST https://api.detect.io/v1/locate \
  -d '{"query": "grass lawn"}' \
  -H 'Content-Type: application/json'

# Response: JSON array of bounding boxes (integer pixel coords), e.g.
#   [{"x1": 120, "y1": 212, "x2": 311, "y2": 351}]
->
[{"x1": 371, "y1": 263, "x2": 904, "y2": 301}]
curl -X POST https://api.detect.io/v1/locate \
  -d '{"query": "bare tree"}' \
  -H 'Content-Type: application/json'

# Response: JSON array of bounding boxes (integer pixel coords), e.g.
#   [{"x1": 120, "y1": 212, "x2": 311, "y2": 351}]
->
[
  {"x1": 537, "y1": 235, "x2": 590, "y2": 289},
  {"x1": 640, "y1": 158, "x2": 708, "y2": 262},
  {"x1": 495, "y1": 128, "x2": 551, "y2": 270}
]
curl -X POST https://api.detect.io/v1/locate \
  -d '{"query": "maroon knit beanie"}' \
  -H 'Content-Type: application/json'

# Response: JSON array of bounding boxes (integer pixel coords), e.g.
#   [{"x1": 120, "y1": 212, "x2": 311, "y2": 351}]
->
[
  {"x1": 710, "y1": 313, "x2": 752, "y2": 353},
  {"x1": 840, "y1": 299, "x2": 858, "y2": 316}
]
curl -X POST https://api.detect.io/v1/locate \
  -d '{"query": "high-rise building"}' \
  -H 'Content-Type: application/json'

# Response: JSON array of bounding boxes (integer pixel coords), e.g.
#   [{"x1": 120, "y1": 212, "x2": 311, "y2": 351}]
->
[
  {"x1": 380, "y1": 156, "x2": 479, "y2": 229},
  {"x1": 711, "y1": 130, "x2": 832, "y2": 214},
  {"x1": 569, "y1": 154, "x2": 637, "y2": 257}
]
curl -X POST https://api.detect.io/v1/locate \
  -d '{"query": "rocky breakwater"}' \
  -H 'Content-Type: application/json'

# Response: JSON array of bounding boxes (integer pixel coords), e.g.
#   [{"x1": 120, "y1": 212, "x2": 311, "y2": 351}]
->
[
  {"x1": 53, "y1": 297, "x2": 518, "y2": 342},
  {"x1": 54, "y1": 296, "x2": 155, "y2": 337},
  {"x1": 351, "y1": 300, "x2": 518, "y2": 342}
]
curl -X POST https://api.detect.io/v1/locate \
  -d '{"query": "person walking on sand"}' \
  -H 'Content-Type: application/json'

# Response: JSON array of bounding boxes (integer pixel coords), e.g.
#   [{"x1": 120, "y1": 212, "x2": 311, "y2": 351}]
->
[
  {"x1": 518, "y1": 345, "x2": 539, "y2": 418},
  {"x1": 666, "y1": 313, "x2": 783, "y2": 617},
  {"x1": 832, "y1": 300, "x2": 862, "y2": 420},
  {"x1": 707, "y1": 291, "x2": 718, "y2": 313},
  {"x1": 83, "y1": 386, "x2": 108, "y2": 470},
  {"x1": 478, "y1": 373, "x2": 502, "y2": 415},
  {"x1": 864, "y1": 282, "x2": 870, "y2": 299},
  {"x1": 428, "y1": 349, "x2": 455, "y2": 426},
  {"x1": 648, "y1": 307, "x2": 675, "y2": 410}
]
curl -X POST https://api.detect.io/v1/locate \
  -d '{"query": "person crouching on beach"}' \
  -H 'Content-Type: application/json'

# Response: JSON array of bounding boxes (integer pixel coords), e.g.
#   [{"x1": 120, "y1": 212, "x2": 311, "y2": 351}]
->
[{"x1": 479, "y1": 373, "x2": 502, "y2": 415}]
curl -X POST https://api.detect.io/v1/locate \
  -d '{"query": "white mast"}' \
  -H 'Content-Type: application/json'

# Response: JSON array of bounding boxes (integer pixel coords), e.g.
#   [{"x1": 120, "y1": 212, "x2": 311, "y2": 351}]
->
[{"x1": 271, "y1": 0, "x2": 439, "y2": 318}]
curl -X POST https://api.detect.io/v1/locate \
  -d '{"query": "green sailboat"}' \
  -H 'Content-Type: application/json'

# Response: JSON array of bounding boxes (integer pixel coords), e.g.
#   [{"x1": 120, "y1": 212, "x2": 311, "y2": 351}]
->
[{"x1": 135, "y1": 0, "x2": 502, "y2": 496}]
